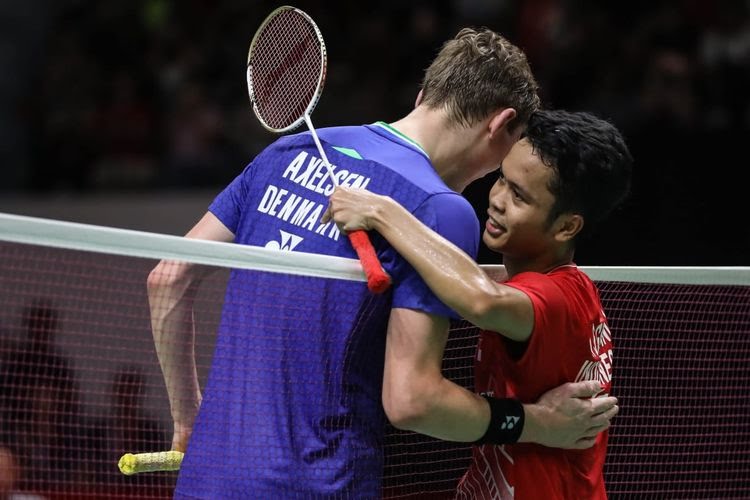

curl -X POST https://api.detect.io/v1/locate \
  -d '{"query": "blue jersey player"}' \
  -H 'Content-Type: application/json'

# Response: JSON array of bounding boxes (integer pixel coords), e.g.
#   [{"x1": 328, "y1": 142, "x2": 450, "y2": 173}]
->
[{"x1": 148, "y1": 28, "x2": 619, "y2": 498}]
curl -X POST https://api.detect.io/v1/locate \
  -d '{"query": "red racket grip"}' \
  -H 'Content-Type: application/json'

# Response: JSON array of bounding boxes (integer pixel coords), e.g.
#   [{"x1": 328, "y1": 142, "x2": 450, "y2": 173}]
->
[{"x1": 348, "y1": 230, "x2": 391, "y2": 293}]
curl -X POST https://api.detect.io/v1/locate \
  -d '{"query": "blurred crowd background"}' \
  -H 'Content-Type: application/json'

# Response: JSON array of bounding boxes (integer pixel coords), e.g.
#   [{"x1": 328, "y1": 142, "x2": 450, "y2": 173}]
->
[{"x1": 1, "y1": 0, "x2": 749, "y2": 264}]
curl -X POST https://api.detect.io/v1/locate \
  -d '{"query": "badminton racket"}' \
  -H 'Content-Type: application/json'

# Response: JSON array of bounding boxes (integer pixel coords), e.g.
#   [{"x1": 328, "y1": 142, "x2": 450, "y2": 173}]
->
[{"x1": 247, "y1": 5, "x2": 391, "y2": 293}]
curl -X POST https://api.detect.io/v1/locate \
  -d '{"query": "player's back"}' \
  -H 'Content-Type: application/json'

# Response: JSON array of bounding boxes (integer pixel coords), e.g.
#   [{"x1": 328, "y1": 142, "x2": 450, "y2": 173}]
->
[{"x1": 175, "y1": 124, "x2": 478, "y2": 498}]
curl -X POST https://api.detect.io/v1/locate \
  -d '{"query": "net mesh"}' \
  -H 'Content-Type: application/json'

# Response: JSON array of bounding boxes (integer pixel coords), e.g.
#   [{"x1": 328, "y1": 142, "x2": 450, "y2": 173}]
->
[
  {"x1": 248, "y1": 7, "x2": 324, "y2": 131},
  {"x1": 599, "y1": 281, "x2": 750, "y2": 499},
  {"x1": 1, "y1": 215, "x2": 749, "y2": 499}
]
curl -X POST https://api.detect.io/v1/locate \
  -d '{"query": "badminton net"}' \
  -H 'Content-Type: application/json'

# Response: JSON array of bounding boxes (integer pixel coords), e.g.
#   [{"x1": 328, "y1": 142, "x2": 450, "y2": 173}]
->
[{"x1": 0, "y1": 213, "x2": 748, "y2": 499}]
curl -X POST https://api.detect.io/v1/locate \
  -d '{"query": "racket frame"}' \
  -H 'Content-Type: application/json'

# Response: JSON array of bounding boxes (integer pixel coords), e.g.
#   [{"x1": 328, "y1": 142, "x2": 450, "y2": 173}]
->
[{"x1": 246, "y1": 5, "x2": 327, "y2": 134}]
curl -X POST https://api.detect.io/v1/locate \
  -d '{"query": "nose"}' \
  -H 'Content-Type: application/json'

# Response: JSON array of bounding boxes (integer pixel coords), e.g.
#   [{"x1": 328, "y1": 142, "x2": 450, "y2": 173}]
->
[{"x1": 489, "y1": 183, "x2": 507, "y2": 213}]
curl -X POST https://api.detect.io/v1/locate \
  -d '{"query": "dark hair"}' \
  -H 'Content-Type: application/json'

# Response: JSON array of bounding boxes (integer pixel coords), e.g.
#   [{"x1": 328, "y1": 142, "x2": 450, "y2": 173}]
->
[
  {"x1": 421, "y1": 28, "x2": 540, "y2": 129},
  {"x1": 523, "y1": 110, "x2": 633, "y2": 235}
]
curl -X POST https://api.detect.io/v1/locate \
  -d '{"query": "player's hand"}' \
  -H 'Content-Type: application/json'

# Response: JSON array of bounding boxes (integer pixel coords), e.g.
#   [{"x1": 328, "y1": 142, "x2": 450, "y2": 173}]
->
[
  {"x1": 322, "y1": 186, "x2": 385, "y2": 233},
  {"x1": 520, "y1": 380, "x2": 619, "y2": 449}
]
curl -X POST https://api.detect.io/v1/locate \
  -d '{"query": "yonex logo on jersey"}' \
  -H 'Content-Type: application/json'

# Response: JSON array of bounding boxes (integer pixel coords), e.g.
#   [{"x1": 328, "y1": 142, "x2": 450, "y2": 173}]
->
[
  {"x1": 501, "y1": 416, "x2": 520, "y2": 430},
  {"x1": 265, "y1": 230, "x2": 303, "y2": 251}
]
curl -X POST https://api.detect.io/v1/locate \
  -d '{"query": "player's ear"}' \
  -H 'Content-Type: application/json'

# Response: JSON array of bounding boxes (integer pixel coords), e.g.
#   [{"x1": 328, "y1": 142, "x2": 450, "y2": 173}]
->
[
  {"x1": 488, "y1": 108, "x2": 517, "y2": 138},
  {"x1": 415, "y1": 89, "x2": 424, "y2": 108},
  {"x1": 554, "y1": 213, "x2": 584, "y2": 243}
]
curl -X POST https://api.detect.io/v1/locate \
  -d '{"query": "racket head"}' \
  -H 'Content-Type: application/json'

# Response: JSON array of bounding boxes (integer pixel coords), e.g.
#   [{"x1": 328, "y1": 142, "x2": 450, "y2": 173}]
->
[{"x1": 247, "y1": 6, "x2": 327, "y2": 133}]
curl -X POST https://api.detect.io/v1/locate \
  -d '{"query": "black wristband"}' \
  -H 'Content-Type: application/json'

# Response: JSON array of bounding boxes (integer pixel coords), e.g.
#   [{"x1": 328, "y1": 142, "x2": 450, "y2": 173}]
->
[{"x1": 474, "y1": 395, "x2": 525, "y2": 445}]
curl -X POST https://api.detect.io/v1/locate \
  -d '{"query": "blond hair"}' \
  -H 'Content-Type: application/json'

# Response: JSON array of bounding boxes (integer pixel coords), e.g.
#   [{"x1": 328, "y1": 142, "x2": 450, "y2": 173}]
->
[{"x1": 421, "y1": 28, "x2": 539, "y2": 129}]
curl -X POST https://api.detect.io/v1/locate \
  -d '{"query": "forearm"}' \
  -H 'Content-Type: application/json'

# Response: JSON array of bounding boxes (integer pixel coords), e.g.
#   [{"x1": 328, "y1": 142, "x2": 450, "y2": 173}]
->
[
  {"x1": 394, "y1": 376, "x2": 491, "y2": 442},
  {"x1": 148, "y1": 265, "x2": 202, "y2": 429},
  {"x1": 403, "y1": 382, "x2": 601, "y2": 447},
  {"x1": 152, "y1": 299, "x2": 201, "y2": 426},
  {"x1": 146, "y1": 212, "x2": 231, "y2": 449},
  {"x1": 384, "y1": 309, "x2": 490, "y2": 441},
  {"x1": 385, "y1": 309, "x2": 529, "y2": 445}
]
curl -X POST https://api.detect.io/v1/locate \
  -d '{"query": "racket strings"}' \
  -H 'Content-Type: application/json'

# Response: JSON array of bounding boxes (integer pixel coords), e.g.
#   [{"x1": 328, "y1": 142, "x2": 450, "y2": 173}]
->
[{"x1": 250, "y1": 10, "x2": 323, "y2": 130}]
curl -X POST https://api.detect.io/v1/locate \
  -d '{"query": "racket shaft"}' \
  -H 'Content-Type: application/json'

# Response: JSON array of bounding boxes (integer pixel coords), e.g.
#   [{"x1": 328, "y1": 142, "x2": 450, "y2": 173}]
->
[
  {"x1": 304, "y1": 114, "x2": 336, "y2": 181},
  {"x1": 304, "y1": 115, "x2": 391, "y2": 293}
]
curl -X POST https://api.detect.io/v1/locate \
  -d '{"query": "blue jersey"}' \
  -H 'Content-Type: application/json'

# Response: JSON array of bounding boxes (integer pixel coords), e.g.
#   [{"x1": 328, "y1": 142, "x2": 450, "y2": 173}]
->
[{"x1": 175, "y1": 123, "x2": 479, "y2": 498}]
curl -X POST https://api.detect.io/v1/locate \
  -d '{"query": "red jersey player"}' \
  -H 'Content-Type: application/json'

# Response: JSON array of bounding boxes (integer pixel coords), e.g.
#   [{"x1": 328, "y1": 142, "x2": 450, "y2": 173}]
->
[
  {"x1": 324, "y1": 109, "x2": 632, "y2": 499},
  {"x1": 459, "y1": 264, "x2": 614, "y2": 499}
]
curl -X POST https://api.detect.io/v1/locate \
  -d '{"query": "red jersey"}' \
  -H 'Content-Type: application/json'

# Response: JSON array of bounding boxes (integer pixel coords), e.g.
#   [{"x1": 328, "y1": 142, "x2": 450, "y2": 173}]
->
[{"x1": 456, "y1": 265, "x2": 613, "y2": 500}]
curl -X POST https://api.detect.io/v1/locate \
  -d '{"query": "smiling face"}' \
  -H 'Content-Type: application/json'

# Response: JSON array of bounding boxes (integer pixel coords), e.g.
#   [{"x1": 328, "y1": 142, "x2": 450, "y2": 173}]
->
[
  {"x1": 483, "y1": 109, "x2": 633, "y2": 274},
  {"x1": 483, "y1": 138, "x2": 577, "y2": 270}
]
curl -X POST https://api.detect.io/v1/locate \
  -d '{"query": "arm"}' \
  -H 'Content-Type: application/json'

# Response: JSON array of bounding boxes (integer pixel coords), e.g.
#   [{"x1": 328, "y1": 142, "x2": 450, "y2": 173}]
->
[
  {"x1": 147, "y1": 212, "x2": 234, "y2": 451},
  {"x1": 383, "y1": 308, "x2": 619, "y2": 448},
  {"x1": 383, "y1": 308, "x2": 489, "y2": 441},
  {"x1": 324, "y1": 187, "x2": 533, "y2": 341}
]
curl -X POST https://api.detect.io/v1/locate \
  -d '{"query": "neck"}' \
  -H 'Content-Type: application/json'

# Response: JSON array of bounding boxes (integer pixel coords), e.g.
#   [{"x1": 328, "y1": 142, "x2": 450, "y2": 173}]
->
[
  {"x1": 503, "y1": 248, "x2": 575, "y2": 278},
  {"x1": 389, "y1": 106, "x2": 481, "y2": 192}
]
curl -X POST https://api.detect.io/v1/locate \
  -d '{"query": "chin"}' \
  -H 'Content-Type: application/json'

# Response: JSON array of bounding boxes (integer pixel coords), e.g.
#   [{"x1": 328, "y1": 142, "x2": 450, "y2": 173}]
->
[{"x1": 482, "y1": 230, "x2": 504, "y2": 254}]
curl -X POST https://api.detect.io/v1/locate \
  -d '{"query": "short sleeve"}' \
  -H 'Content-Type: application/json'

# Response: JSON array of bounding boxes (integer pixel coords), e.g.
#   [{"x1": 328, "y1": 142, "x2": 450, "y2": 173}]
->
[
  {"x1": 503, "y1": 272, "x2": 569, "y2": 355},
  {"x1": 208, "y1": 162, "x2": 255, "y2": 233},
  {"x1": 388, "y1": 192, "x2": 480, "y2": 319}
]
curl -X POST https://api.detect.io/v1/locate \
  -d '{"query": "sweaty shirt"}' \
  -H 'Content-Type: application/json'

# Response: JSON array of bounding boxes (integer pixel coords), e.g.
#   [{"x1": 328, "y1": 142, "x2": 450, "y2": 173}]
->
[
  {"x1": 457, "y1": 265, "x2": 612, "y2": 500},
  {"x1": 174, "y1": 123, "x2": 479, "y2": 499}
]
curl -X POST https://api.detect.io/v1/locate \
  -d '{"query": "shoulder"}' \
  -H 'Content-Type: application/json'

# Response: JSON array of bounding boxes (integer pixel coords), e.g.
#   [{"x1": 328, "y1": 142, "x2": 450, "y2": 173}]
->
[
  {"x1": 421, "y1": 190, "x2": 475, "y2": 208},
  {"x1": 317, "y1": 124, "x2": 366, "y2": 140},
  {"x1": 509, "y1": 266, "x2": 601, "y2": 316},
  {"x1": 506, "y1": 270, "x2": 569, "y2": 308},
  {"x1": 417, "y1": 192, "x2": 477, "y2": 227},
  {"x1": 414, "y1": 192, "x2": 479, "y2": 256},
  {"x1": 548, "y1": 265, "x2": 600, "y2": 298}
]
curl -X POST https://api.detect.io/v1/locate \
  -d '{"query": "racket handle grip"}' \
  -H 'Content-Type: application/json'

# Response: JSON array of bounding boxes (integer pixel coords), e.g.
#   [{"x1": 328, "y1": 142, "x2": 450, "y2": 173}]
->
[
  {"x1": 348, "y1": 230, "x2": 391, "y2": 293},
  {"x1": 118, "y1": 451, "x2": 184, "y2": 475}
]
